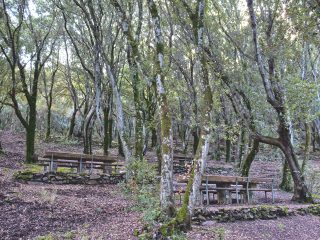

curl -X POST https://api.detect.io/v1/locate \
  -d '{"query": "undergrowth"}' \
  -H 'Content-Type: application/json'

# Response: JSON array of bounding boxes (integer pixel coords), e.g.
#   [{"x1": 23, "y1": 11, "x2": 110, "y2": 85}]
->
[{"x1": 120, "y1": 159, "x2": 186, "y2": 239}]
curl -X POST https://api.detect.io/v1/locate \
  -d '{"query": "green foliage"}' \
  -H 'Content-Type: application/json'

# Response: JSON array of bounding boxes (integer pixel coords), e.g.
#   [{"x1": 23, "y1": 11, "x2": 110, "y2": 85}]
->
[
  {"x1": 63, "y1": 230, "x2": 76, "y2": 239},
  {"x1": 120, "y1": 159, "x2": 161, "y2": 227},
  {"x1": 285, "y1": 77, "x2": 319, "y2": 122},
  {"x1": 129, "y1": 160, "x2": 158, "y2": 186},
  {"x1": 34, "y1": 233, "x2": 55, "y2": 240},
  {"x1": 212, "y1": 227, "x2": 226, "y2": 240}
]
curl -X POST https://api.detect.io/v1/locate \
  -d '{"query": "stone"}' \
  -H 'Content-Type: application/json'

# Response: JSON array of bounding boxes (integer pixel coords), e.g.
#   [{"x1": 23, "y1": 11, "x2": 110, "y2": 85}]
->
[
  {"x1": 90, "y1": 174, "x2": 101, "y2": 180},
  {"x1": 202, "y1": 220, "x2": 216, "y2": 226},
  {"x1": 198, "y1": 215, "x2": 206, "y2": 222},
  {"x1": 87, "y1": 180, "x2": 98, "y2": 185}
]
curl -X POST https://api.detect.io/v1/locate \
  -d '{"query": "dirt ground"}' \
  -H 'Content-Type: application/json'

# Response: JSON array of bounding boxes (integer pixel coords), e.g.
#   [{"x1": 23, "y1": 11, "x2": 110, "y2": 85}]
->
[
  {"x1": 0, "y1": 131, "x2": 141, "y2": 240},
  {"x1": 1, "y1": 130, "x2": 320, "y2": 240}
]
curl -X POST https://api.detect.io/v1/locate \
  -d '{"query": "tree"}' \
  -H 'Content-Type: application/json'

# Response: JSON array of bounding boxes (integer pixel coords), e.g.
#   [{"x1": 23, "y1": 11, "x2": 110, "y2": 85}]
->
[
  {"x1": 246, "y1": 0, "x2": 312, "y2": 202},
  {"x1": 148, "y1": 0, "x2": 175, "y2": 217},
  {"x1": 0, "y1": 0, "x2": 56, "y2": 162}
]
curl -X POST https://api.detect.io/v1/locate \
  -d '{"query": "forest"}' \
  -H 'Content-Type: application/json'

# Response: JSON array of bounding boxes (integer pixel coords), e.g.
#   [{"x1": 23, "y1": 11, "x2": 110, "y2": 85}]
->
[{"x1": 0, "y1": 0, "x2": 319, "y2": 239}]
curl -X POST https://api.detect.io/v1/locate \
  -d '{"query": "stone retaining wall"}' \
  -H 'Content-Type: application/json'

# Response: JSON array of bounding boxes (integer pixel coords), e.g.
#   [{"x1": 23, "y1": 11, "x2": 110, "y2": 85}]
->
[
  {"x1": 193, "y1": 205, "x2": 320, "y2": 223},
  {"x1": 14, "y1": 171, "x2": 125, "y2": 185}
]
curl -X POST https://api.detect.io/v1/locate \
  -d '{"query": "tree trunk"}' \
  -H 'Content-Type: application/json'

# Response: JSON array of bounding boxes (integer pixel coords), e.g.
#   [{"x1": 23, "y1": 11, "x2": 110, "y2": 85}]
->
[
  {"x1": 45, "y1": 107, "x2": 51, "y2": 140},
  {"x1": 148, "y1": 0, "x2": 175, "y2": 217},
  {"x1": 118, "y1": 133, "x2": 124, "y2": 157},
  {"x1": 188, "y1": 0, "x2": 214, "y2": 219},
  {"x1": 302, "y1": 122, "x2": 311, "y2": 173},
  {"x1": 103, "y1": 105, "x2": 111, "y2": 155},
  {"x1": 68, "y1": 108, "x2": 77, "y2": 138},
  {"x1": 192, "y1": 127, "x2": 200, "y2": 155},
  {"x1": 151, "y1": 127, "x2": 157, "y2": 148},
  {"x1": 83, "y1": 107, "x2": 95, "y2": 154},
  {"x1": 225, "y1": 135, "x2": 231, "y2": 163},
  {"x1": 108, "y1": 118, "x2": 113, "y2": 148},
  {"x1": 237, "y1": 128, "x2": 246, "y2": 168},
  {"x1": 280, "y1": 140, "x2": 312, "y2": 202},
  {"x1": 241, "y1": 138, "x2": 260, "y2": 176},
  {"x1": 280, "y1": 159, "x2": 292, "y2": 192},
  {"x1": 26, "y1": 105, "x2": 37, "y2": 163}
]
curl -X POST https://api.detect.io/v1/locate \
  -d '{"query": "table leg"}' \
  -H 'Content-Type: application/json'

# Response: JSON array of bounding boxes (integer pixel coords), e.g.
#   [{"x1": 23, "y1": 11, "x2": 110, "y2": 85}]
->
[{"x1": 216, "y1": 183, "x2": 229, "y2": 204}]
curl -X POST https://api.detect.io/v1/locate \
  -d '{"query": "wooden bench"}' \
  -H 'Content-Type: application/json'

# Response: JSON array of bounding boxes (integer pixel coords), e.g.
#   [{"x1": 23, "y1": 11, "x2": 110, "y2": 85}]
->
[{"x1": 39, "y1": 151, "x2": 124, "y2": 174}]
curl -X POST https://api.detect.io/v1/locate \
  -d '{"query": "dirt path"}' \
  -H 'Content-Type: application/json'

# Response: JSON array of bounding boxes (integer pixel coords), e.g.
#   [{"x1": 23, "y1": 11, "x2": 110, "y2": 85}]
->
[{"x1": 0, "y1": 130, "x2": 141, "y2": 240}]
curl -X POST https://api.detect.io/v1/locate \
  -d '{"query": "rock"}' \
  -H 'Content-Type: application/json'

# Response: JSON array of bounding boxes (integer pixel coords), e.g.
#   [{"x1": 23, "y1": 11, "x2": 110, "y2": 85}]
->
[
  {"x1": 89, "y1": 174, "x2": 101, "y2": 180},
  {"x1": 201, "y1": 220, "x2": 216, "y2": 226},
  {"x1": 198, "y1": 215, "x2": 206, "y2": 222},
  {"x1": 87, "y1": 180, "x2": 98, "y2": 185}
]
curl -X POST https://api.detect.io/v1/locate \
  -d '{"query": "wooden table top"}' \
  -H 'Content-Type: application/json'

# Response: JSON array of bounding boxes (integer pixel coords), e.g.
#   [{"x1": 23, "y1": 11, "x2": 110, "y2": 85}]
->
[
  {"x1": 177, "y1": 175, "x2": 272, "y2": 184},
  {"x1": 43, "y1": 151, "x2": 120, "y2": 162}
]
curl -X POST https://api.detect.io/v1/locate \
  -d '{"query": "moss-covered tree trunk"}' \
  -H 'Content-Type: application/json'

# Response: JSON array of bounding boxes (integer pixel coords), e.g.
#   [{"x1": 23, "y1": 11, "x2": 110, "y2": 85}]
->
[
  {"x1": 83, "y1": 107, "x2": 95, "y2": 154},
  {"x1": 103, "y1": 91, "x2": 113, "y2": 156},
  {"x1": 111, "y1": 0, "x2": 145, "y2": 161},
  {"x1": 68, "y1": 108, "x2": 77, "y2": 138},
  {"x1": 105, "y1": 62, "x2": 132, "y2": 178},
  {"x1": 280, "y1": 159, "x2": 292, "y2": 191},
  {"x1": 148, "y1": 0, "x2": 175, "y2": 217},
  {"x1": 187, "y1": 0, "x2": 214, "y2": 218},
  {"x1": 237, "y1": 128, "x2": 246, "y2": 168},
  {"x1": 26, "y1": 105, "x2": 37, "y2": 163},
  {"x1": 241, "y1": 139, "x2": 260, "y2": 176},
  {"x1": 45, "y1": 108, "x2": 51, "y2": 140},
  {"x1": 103, "y1": 105, "x2": 110, "y2": 155},
  {"x1": 225, "y1": 135, "x2": 231, "y2": 163},
  {"x1": 302, "y1": 122, "x2": 311, "y2": 173},
  {"x1": 192, "y1": 127, "x2": 200, "y2": 155}
]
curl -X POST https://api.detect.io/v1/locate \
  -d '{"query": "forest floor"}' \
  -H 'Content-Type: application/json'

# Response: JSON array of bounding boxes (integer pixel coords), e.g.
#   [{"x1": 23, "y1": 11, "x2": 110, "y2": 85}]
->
[{"x1": 1, "y1": 130, "x2": 320, "y2": 240}]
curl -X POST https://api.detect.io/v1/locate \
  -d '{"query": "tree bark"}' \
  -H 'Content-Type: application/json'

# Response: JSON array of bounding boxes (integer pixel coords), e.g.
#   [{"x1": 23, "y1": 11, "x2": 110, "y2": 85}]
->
[
  {"x1": 302, "y1": 122, "x2": 311, "y2": 173},
  {"x1": 280, "y1": 159, "x2": 292, "y2": 192},
  {"x1": 148, "y1": 0, "x2": 175, "y2": 217},
  {"x1": 111, "y1": 0, "x2": 145, "y2": 161},
  {"x1": 241, "y1": 138, "x2": 260, "y2": 176}
]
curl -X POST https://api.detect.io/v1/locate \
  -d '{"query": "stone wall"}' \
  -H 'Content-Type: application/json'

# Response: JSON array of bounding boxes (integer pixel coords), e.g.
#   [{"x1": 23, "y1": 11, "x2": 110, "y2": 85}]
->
[
  {"x1": 193, "y1": 205, "x2": 320, "y2": 223},
  {"x1": 14, "y1": 171, "x2": 125, "y2": 185}
]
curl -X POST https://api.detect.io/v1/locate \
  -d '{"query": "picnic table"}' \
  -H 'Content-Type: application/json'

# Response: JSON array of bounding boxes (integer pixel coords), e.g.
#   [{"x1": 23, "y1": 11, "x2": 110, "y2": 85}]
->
[
  {"x1": 39, "y1": 151, "x2": 124, "y2": 174},
  {"x1": 177, "y1": 174, "x2": 275, "y2": 204}
]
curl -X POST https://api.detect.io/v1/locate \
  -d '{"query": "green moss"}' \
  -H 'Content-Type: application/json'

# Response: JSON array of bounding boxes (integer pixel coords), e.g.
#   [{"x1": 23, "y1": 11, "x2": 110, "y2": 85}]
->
[
  {"x1": 280, "y1": 206, "x2": 289, "y2": 215},
  {"x1": 24, "y1": 164, "x2": 43, "y2": 173},
  {"x1": 33, "y1": 233, "x2": 55, "y2": 240},
  {"x1": 251, "y1": 207, "x2": 257, "y2": 214},
  {"x1": 308, "y1": 204, "x2": 320, "y2": 215},
  {"x1": 63, "y1": 231, "x2": 76, "y2": 239},
  {"x1": 14, "y1": 170, "x2": 34, "y2": 181},
  {"x1": 57, "y1": 167, "x2": 73, "y2": 173}
]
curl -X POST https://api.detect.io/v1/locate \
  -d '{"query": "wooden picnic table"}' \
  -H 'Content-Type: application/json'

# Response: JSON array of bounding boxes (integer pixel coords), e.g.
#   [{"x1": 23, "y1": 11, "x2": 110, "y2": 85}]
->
[
  {"x1": 177, "y1": 175, "x2": 274, "y2": 204},
  {"x1": 40, "y1": 151, "x2": 123, "y2": 173}
]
